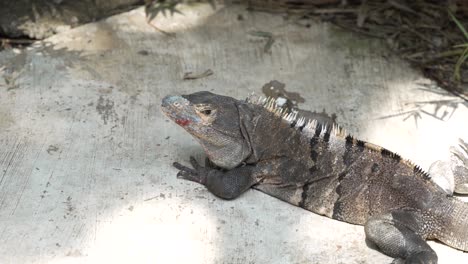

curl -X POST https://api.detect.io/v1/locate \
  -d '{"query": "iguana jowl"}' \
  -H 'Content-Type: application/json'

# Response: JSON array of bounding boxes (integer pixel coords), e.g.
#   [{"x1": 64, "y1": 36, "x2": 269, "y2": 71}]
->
[{"x1": 161, "y1": 91, "x2": 468, "y2": 263}]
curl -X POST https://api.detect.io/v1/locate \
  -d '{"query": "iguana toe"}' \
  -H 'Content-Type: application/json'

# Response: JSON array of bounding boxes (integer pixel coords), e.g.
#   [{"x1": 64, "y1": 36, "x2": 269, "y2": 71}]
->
[
  {"x1": 173, "y1": 162, "x2": 202, "y2": 183},
  {"x1": 173, "y1": 159, "x2": 211, "y2": 184},
  {"x1": 189, "y1": 156, "x2": 201, "y2": 170},
  {"x1": 173, "y1": 162, "x2": 194, "y2": 173}
]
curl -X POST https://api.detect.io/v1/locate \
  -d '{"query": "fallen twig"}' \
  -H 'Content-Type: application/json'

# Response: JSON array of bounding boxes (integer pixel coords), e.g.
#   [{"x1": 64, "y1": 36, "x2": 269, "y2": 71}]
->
[
  {"x1": 183, "y1": 69, "x2": 214, "y2": 80},
  {"x1": 1, "y1": 38, "x2": 36, "y2": 45}
]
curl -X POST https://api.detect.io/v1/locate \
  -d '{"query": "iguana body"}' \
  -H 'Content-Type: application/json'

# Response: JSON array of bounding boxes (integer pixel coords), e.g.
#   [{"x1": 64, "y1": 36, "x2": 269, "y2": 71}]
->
[{"x1": 161, "y1": 91, "x2": 468, "y2": 263}]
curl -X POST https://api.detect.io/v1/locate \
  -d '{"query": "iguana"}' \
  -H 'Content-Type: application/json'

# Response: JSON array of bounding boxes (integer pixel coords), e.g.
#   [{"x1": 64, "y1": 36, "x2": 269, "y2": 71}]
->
[{"x1": 161, "y1": 91, "x2": 468, "y2": 264}]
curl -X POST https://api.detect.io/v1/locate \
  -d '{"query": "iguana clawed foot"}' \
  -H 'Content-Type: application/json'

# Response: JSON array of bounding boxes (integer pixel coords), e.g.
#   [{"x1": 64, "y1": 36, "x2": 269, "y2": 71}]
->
[
  {"x1": 173, "y1": 156, "x2": 259, "y2": 200},
  {"x1": 365, "y1": 209, "x2": 437, "y2": 264},
  {"x1": 429, "y1": 138, "x2": 468, "y2": 195},
  {"x1": 452, "y1": 139, "x2": 468, "y2": 194},
  {"x1": 173, "y1": 156, "x2": 215, "y2": 184}
]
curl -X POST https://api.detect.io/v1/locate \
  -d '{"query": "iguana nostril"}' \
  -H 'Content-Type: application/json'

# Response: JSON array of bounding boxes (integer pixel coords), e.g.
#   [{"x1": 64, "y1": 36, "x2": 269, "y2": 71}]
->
[{"x1": 161, "y1": 95, "x2": 179, "y2": 107}]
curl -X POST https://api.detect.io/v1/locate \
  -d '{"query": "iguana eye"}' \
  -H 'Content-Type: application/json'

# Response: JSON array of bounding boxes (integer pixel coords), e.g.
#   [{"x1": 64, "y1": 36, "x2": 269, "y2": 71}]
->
[
  {"x1": 201, "y1": 109, "x2": 212, "y2": 115},
  {"x1": 195, "y1": 105, "x2": 215, "y2": 119}
]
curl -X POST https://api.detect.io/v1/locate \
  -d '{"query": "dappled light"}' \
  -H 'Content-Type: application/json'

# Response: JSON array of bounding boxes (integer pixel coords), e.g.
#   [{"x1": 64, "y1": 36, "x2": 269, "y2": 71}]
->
[
  {"x1": 1, "y1": 2, "x2": 468, "y2": 264},
  {"x1": 84, "y1": 201, "x2": 217, "y2": 264}
]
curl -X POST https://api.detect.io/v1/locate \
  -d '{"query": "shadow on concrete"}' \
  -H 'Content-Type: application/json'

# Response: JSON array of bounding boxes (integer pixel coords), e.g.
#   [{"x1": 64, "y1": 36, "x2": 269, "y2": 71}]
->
[{"x1": 377, "y1": 84, "x2": 468, "y2": 127}]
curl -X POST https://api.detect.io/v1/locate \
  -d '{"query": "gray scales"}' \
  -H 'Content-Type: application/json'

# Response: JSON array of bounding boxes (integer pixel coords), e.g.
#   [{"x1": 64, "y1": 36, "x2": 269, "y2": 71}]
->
[{"x1": 161, "y1": 91, "x2": 468, "y2": 264}]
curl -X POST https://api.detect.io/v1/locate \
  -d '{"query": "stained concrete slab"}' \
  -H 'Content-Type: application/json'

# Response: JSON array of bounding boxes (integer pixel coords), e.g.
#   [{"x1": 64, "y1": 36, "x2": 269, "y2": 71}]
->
[{"x1": 0, "y1": 3, "x2": 467, "y2": 264}]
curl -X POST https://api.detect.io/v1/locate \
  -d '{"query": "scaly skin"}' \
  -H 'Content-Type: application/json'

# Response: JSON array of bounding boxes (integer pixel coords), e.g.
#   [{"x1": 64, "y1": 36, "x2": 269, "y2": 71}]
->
[{"x1": 161, "y1": 91, "x2": 468, "y2": 263}]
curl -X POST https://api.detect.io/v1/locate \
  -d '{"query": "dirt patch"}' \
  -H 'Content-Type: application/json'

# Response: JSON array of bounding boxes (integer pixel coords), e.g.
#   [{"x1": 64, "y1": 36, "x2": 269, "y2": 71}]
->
[{"x1": 96, "y1": 96, "x2": 118, "y2": 125}]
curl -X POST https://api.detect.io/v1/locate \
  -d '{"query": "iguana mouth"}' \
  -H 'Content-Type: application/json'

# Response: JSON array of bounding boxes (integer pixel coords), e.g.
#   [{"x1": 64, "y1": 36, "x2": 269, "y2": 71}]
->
[{"x1": 175, "y1": 119, "x2": 190, "y2": 126}]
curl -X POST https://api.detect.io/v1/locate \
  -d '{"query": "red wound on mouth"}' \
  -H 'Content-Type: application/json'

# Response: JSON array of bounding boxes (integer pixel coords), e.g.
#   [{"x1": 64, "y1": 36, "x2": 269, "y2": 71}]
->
[{"x1": 176, "y1": 119, "x2": 190, "y2": 126}]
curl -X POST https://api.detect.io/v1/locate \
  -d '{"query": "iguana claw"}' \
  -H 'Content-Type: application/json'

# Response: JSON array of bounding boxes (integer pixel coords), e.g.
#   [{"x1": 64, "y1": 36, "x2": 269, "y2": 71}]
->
[{"x1": 173, "y1": 157, "x2": 210, "y2": 184}]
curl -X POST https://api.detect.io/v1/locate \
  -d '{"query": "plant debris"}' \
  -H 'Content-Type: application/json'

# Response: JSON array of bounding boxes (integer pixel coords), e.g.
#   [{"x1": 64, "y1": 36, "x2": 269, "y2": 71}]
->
[
  {"x1": 0, "y1": 37, "x2": 37, "y2": 51},
  {"x1": 145, "y1": 0, "x2": 216, "y2": 22},
  {"x1": 247, "y1": 0, "x2": 468, "y2": 98},
  {"x1": 183, "y1": 69, "x2": 214, "y2": 80}
]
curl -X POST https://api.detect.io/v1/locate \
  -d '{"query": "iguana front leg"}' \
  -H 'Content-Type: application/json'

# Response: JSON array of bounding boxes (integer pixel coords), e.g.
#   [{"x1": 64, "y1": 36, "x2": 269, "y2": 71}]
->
[
  {"x1": 173, "y1": 157, "x2": 259, "y2": 200},
  {"x1": 365, "y1": 209, "x2": 437, "y2": 264}
]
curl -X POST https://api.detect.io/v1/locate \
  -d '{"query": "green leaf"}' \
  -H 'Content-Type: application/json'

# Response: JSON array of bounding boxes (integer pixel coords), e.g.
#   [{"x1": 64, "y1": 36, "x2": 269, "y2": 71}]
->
[
  {"x1": 448, "y1": 10, "x2": 468, "y2": 41},
  {"x1": 146, "y1": 0, "x2": 182, "y2": 22},
  {"x1": 454, "y1": 43, "x2": 468, "y2": 48},
  {"x1": 454, "y1": 46, "x2": 468, "y2": 82}
]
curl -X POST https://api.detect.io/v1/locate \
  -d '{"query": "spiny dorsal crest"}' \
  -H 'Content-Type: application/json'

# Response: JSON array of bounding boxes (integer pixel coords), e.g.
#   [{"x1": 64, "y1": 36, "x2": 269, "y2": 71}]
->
[
  {"x1": 246, "y1": 94, "x2": 431, "y2": 180},
  {"x1": 246, "y1": 94, "x2": 346, "y2": 139},
  {"x1": 414, "y1": 165, "x2": 431, "y2": 179}
]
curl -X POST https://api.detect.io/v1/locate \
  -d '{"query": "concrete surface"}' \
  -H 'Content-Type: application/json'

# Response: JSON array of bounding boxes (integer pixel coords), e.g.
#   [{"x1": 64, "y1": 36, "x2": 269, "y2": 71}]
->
[{"x1": 0, "y1": 3, "x2": 467, "y2": 264}]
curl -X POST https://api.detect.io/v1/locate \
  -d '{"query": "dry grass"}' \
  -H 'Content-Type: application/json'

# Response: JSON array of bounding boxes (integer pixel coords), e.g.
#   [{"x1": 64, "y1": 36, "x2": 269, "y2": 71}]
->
[{"x1": 247, "y1": 0, "x2": 468, "y2": 98}]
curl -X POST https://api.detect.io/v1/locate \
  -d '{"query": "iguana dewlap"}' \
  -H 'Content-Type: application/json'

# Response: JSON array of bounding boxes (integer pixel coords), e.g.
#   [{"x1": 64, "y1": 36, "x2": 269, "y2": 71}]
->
[{"x1": 161, "y1": 91, "x2": 468, "y2": 264}]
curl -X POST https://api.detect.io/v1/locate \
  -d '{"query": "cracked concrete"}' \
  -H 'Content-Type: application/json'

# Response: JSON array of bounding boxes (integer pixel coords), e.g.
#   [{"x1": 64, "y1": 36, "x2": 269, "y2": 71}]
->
[{"x1": 0, "y1": 3, "x2": 467, "y2": 264}]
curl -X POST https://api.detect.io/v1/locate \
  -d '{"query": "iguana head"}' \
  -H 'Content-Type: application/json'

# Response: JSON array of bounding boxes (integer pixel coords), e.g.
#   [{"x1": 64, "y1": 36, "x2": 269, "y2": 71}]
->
[{"x1": 161, "y1": 91, "x2": 252, "y2": 169}]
